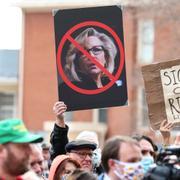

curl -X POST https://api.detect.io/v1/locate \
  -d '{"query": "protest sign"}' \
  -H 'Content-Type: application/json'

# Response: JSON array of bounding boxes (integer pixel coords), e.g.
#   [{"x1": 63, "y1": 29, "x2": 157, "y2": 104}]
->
[
  {"x1": 53, "y1": 6, "x2": 128, "y2": 111},
  {"x1": 142, "y1": 59, "x2": 180, "y2": 130},
  {"x1": 160, "y1": 65, "x2": 180, "y2": 125}
]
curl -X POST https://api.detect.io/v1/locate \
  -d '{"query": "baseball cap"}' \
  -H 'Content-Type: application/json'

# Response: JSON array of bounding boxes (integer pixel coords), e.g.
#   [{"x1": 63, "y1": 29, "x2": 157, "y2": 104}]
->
[
  {"x1": 0, "y1": 118, "x2": 43, "y2": 144},
  {"x1": 65, "y1": 139, "x2": 97, "y2": 152}
]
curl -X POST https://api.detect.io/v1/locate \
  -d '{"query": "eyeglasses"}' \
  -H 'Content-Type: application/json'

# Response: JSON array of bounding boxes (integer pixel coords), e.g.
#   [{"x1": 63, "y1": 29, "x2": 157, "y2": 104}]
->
[
  {"x1": 141, "y1": 150, "x2": 155, "y2": 157},
  {"x1": 71, "y1": 150, "x2": 93, "y2": 159},
  {"x1": 79, "y1": 45, "x2": 105, "y2": 57}
]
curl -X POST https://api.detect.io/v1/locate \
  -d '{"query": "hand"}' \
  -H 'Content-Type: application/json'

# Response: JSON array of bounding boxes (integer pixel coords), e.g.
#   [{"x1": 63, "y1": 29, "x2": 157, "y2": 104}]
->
[
  {"x1": 53, "y1": 101, "x2": 67, "y2": 127},
  {"x1": 159, "y1": 119, "x2": 174, "y2": 145}
]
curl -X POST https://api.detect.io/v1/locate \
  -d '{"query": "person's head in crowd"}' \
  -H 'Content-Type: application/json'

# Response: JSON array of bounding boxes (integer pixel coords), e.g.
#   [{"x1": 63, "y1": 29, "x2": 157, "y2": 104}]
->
[
  {"x1": 41, "y1": 142, "x2": 50, "y2": 161},
  {"x1": 132, "y1": 135, "x2": 157, "y2": 158},
  {"x1": 66, "y1": 169, "x2": 98, "y2": 180},
  {"x1": 29, "y1": 144, "x2": 44, "y2": 178},
  {"x1": 0, "y1": 118, "x2": 43, "y2": 179},
  {"x1": 41, "y1": 142, "x2": 50, "y2": 178},
  {"x1": 132, "y1": 134, "x2": 157, "y2": 173},
  {"x1": 65, "y1": 27, "x2": 117, "y2": 88},
  {"x1": 101, "y1": 135, "x2": 144, "y2": 180},
  {"x1": 65, "y1": 139, "x2": 97, "y2": 171},
  {"x1": 76, "y1": 131, "x2": 101, "y2": 170},
  {"x1": 49, "y1": 154, "x2": 81, "y2": 180}
]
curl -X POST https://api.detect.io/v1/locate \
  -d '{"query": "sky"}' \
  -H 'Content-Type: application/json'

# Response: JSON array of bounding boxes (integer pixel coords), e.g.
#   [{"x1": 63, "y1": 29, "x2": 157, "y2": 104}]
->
[{"x1": 0, "y1": 1, "x2": 22, "y2": 49}]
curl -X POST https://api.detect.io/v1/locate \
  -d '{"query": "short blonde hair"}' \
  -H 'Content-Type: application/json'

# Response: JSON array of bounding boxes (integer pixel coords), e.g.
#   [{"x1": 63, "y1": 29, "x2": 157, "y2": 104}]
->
[{"x1": 65, "y1": 28, "x2": 117, "y2": 81}]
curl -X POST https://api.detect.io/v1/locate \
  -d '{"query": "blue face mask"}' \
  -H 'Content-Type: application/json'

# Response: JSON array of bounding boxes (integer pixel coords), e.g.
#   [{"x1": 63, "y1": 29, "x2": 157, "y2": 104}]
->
[
  {"x1": 141, "y1": 156, "x2": 154, "y2": 173},
  {"x1": 61, "y1": 176, "x2": 65, "y2": 180}
]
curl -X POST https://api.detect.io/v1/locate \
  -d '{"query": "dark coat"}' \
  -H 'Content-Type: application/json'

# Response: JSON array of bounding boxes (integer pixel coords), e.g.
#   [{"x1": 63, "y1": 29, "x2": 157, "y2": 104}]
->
[
  {"x1": 49, "y1": 124, "x2": 104, "y2": 175},
  {"x1": 49, "y1": 124, "x2": 69, "y2": 161}
]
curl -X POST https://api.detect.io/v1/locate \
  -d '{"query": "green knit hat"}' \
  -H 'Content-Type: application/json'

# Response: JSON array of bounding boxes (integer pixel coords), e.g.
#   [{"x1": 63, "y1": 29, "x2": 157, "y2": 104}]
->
[{"x1": 0, "y1": 118, "x2": 43, "y2": 144}]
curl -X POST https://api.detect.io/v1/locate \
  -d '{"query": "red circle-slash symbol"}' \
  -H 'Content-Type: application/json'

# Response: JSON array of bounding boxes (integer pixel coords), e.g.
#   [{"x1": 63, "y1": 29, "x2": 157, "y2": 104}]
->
[{"x1": 57, "y1": 21, "x2": 124, "y2": 95}]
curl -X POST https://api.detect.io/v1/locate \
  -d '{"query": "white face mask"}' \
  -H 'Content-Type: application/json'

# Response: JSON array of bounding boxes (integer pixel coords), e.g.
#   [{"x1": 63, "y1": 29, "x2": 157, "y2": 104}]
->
[
  {"x1": 92, "y1": 148, "x2": 101, "y2": 168},
  {"x1": 113, "y1": 159, "x2": 144, "y2": 180}
]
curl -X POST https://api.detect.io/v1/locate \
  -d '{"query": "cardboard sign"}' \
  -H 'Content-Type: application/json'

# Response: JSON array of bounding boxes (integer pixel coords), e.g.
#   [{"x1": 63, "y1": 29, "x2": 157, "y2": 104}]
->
[
  {"x1": 142, "y1": 59, "x2": 180, "y2": 130},
  {"x1": 53, "y1": 6, "x2": 128, "y2": 111},
  {"x1": 160, "y1": 65, "x2": 180, "y2": 124}
]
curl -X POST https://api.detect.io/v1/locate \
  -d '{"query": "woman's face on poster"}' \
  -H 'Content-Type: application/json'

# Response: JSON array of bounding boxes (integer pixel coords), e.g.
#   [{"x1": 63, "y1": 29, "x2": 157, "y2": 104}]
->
[{"x1": 78, "y1": 36, "x2": 106, "y2": 76}]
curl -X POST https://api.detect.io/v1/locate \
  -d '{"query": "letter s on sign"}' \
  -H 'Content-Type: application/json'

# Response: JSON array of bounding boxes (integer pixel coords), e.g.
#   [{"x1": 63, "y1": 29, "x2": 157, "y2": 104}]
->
[{"x1": 163, "y1": 71, "x2": 172, "y2": 86}]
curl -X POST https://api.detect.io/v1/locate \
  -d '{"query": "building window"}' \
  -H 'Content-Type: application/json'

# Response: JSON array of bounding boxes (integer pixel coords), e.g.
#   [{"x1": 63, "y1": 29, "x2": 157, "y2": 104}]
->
[
  {"x1": 92, "y1": 108, "x2": 107, "y2": 123},
  {"x1": 0, "y1": 92, "x2": 16, "y2": 120},
  {"x1": 137, "y1": 87, "x2": 149, "y2": 127},
  {"x1": 0, "y1": 50, "x2": 19, "y2": 79},
  {"x1": 137, "y1": 20, "x2": 154, "y2": 64},
  {"x1": 99, "y1": 108, "x2": 107, "y2": 123}
]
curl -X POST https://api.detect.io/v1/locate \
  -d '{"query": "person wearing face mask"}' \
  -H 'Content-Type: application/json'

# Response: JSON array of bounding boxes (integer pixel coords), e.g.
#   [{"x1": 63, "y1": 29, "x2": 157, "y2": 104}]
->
[
  {"x1": 75, "y1": 130, "x2": 103, "y2": 175},
  {"x1": 99, "y1": 135, "x2": 144, "y2": 180},
  {"x1": 50, "y1": 101, "x2": 103, "y2": 175},
  {"x1": 132, "y1": 135, "x2": 158, "y2": 174}
]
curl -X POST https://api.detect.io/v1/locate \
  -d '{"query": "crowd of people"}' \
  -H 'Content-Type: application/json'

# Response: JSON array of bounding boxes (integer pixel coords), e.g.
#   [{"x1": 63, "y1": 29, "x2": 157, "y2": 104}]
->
[{"x1": 0, "y1": 102, "x2": 179, "y2": 180}]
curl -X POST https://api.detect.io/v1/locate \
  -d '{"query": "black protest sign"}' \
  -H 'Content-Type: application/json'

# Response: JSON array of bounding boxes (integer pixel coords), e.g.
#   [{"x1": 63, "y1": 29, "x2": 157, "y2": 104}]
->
[{"x1": 54, "y1": 6, "x2": 128, "y2": 111}]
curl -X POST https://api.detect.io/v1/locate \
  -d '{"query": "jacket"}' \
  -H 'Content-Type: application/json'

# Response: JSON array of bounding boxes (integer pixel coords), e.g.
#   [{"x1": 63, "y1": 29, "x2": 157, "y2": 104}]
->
[{"x1": 49, "y1": 124, "x2": 69, "y2": 162}]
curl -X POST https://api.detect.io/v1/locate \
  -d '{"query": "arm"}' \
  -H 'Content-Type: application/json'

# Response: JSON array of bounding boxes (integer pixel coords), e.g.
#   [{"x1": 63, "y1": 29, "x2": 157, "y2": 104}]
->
[
  {"x1": 159, "y1": 119, "x2": 173, "y2": 146},
  {"x1": 49, "y1": 101, "x2": 68, "y2": 161},
  {"x1": 174, "y1": 132, "x2": 180, "y2": 145}
]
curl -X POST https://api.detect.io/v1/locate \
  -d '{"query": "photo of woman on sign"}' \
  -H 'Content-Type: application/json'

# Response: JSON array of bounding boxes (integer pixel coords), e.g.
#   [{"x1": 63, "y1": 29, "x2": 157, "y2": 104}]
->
[
  {"x1": 64, "y1": 27, "x2": 117, "y2": 89},
  {"x1": 58, "y1": 27, "x2": 127, "y2": 111}
]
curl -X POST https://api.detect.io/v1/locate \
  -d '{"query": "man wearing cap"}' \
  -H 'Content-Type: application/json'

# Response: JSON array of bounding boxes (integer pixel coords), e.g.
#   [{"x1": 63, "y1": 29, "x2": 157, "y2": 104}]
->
[
  {"x1": 50, "y1": 101, "x2": 97, "y2": 171},
  {"x1": 0, "y1": 118, "x2": 43, "y2": 180},
  {"x1": 65, "y1": 139, "x2": 96, "y2": 171}
]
